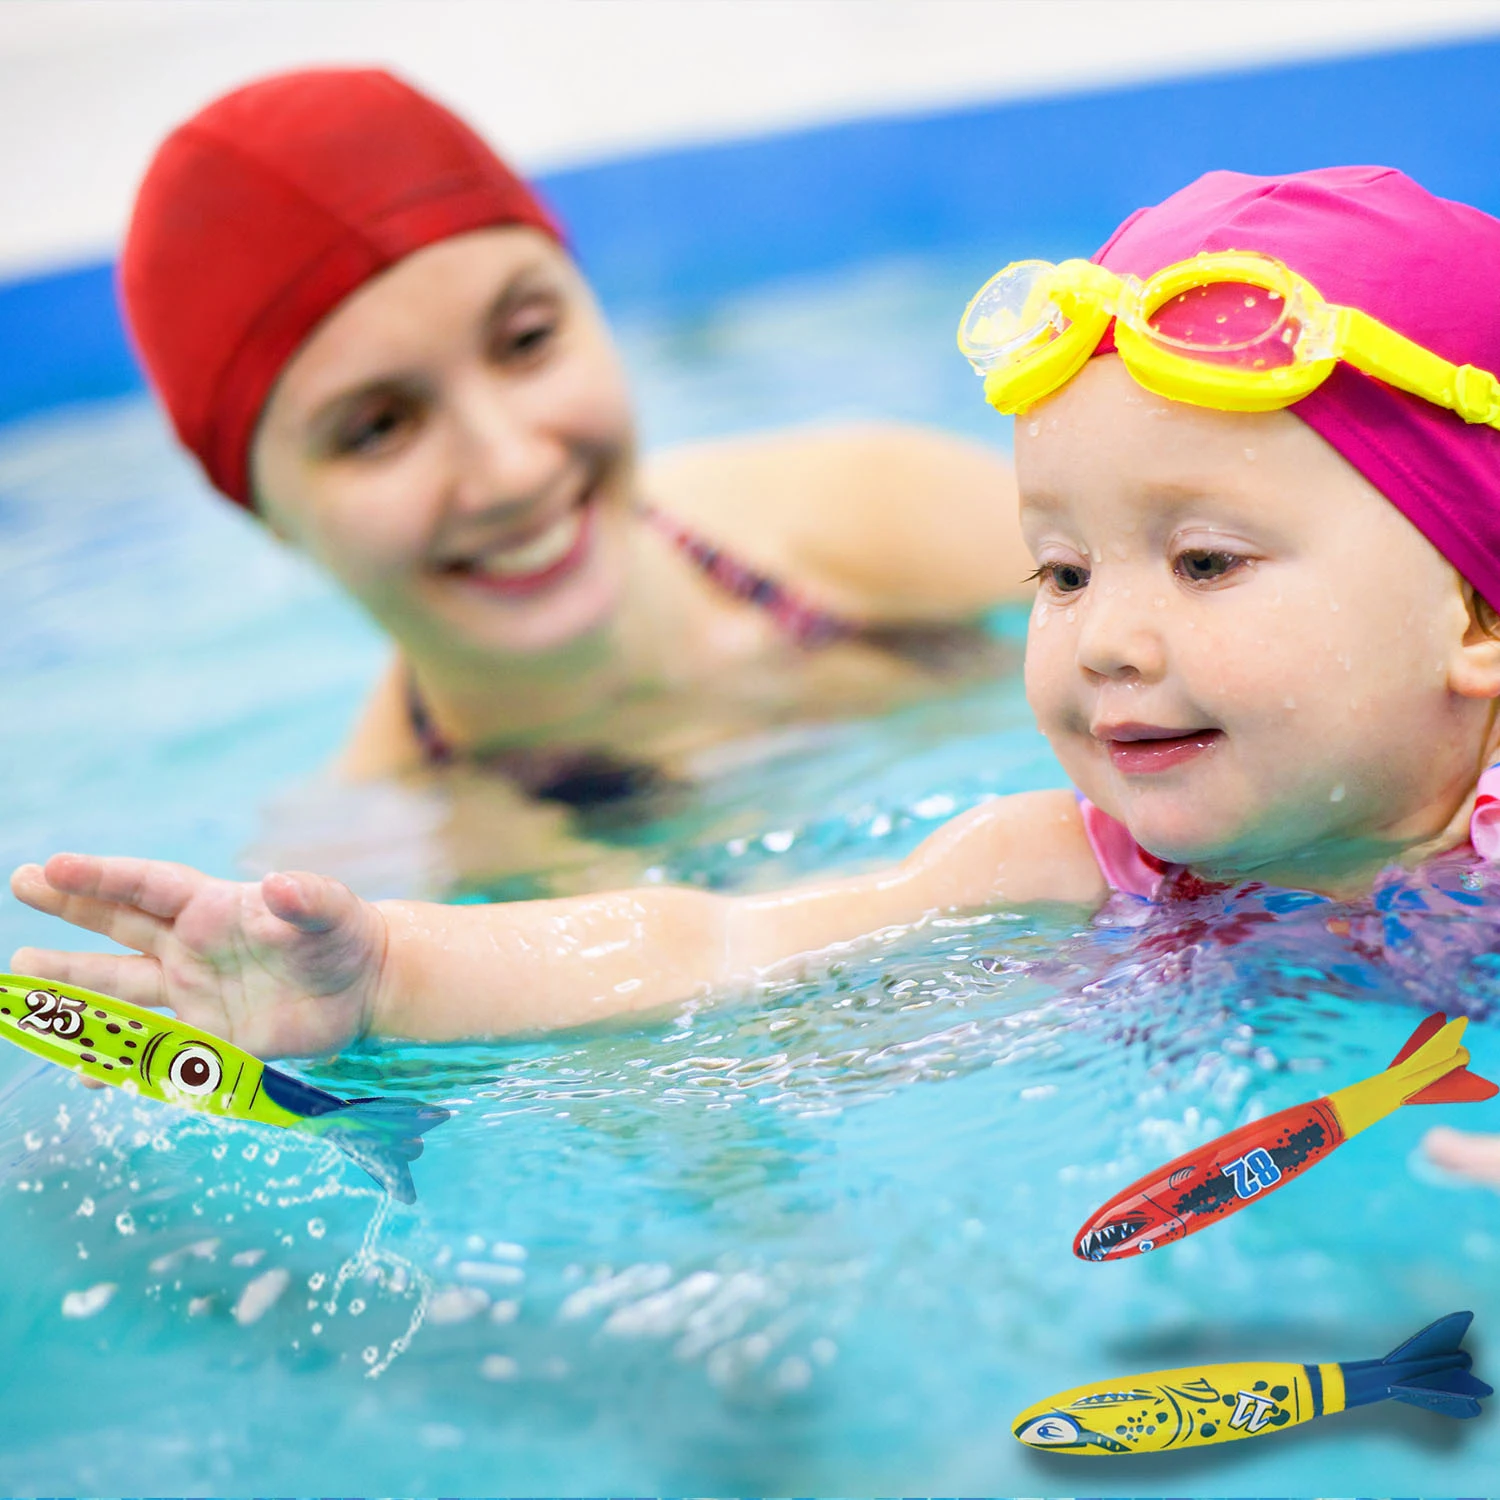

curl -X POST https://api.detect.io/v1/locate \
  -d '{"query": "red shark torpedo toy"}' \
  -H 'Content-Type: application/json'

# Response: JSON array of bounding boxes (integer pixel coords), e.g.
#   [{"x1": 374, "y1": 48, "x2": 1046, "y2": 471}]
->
[{"x1": 1076, "y1": 1013, "x2": 1497, "y2": 1263}]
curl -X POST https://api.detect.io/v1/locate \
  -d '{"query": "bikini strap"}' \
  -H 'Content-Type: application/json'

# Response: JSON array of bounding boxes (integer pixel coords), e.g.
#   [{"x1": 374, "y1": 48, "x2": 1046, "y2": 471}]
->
[
  {"x1": 636, "y1": 501, "x2": 854, "y2": 648},
  {"x1": 405, "y1": 669, "x2": 455, "y2": 765}
]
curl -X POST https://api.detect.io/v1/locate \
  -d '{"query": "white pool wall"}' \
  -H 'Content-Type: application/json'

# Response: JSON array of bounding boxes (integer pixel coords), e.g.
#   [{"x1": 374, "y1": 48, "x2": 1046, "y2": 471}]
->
[{"x1": 3, "y1": 0, "x2": 1500, "y2": 280}]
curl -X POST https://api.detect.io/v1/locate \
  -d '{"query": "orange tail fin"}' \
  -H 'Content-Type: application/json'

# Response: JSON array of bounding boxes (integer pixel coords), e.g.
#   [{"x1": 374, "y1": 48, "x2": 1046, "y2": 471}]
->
[{"x1": 1406, "y1": 1070, "x2": 1499, "y2": 1105}]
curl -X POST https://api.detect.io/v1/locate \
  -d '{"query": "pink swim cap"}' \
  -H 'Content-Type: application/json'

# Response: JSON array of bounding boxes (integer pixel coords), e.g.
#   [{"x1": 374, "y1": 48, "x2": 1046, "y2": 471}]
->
[{"x1": 1092, "y1": 166, "x2": 1500, "y2": 609}]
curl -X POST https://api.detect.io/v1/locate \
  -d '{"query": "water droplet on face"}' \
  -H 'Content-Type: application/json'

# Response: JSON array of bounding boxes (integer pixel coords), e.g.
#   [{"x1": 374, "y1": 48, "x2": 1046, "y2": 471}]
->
[
  {"x1": 1283, "y1": 696, "x2": 1297, "y2": 710},
  {"x1": 1329, "y1": 783, "x2": 1346, "y2": 803},
  {"x1": 1243, "y1": 447, "x2": 1257, "y2": 462},
  {"x1": 1027, "y1": 419, "x2": 1041, "y2": 437}
]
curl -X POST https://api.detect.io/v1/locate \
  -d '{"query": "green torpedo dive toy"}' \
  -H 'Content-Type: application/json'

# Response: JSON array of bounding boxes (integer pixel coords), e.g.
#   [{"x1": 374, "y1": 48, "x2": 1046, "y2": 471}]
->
[{"x1": 0, "y1": 974, "x2": 448, "y2": 1202}]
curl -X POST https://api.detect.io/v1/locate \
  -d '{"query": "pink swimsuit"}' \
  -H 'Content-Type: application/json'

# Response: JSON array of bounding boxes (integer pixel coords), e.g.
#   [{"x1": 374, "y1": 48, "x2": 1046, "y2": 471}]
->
[{"x1": 1081, "y1": 763, "x2": 1500, "y2": 900}]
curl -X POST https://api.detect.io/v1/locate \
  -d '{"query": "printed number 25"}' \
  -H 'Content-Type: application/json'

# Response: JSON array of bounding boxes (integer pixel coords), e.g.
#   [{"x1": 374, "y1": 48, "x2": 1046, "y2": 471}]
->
[
  {"x1": 19, "y1": 990, "x2": 86, "y2": 1039},
  {"x1": 1221, "y1": 1147, "x2": 1283, "y2": 1201}
]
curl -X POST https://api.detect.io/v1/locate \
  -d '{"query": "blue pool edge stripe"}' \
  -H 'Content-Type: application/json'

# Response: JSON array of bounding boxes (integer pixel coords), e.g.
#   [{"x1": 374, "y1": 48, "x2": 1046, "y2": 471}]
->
[{"x1": 3, "y1": 32, "x2": 1500, "y2": 431}]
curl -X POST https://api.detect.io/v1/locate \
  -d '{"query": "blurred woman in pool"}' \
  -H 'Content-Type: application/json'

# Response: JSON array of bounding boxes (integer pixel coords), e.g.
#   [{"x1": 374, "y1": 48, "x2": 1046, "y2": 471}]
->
[{"x1": 122, "y1": 69, "x2": 1028, "y2": 835}]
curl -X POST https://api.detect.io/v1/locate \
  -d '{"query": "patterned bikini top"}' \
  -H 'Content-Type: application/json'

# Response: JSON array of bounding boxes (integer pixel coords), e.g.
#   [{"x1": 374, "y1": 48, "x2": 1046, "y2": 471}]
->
[
  {"x1": 1079, "y1": 763, "x2": 1500, "y2": 901},
  {"x1": 405, "y1": 502, "x2": 861, "y2": 798},
  {"x1": 635, "y1": 501, "x2": 855, "y2": 649}
]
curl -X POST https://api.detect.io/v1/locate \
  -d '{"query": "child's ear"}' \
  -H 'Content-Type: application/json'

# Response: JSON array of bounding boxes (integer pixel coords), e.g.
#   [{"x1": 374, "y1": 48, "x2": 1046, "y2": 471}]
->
[{"x1": 1452, "y1": 583, "x2": 1500, "y2": 699}]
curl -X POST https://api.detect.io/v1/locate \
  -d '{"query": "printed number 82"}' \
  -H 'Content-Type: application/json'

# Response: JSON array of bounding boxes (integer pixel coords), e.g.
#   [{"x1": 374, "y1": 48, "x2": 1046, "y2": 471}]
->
[{"x1": 1221, "y1": 1146, "x2": 1283, "y2": 1200}]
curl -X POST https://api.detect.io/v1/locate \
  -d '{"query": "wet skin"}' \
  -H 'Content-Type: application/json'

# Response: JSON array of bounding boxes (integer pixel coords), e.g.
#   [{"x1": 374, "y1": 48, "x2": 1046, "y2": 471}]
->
[{"x1": 1017, "y1": 356, "x2": 1500, "y2": 897}]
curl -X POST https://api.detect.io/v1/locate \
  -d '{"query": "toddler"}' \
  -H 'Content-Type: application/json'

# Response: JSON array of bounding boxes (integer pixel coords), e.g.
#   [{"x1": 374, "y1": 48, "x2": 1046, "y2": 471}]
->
[{"x1": 12, "y1": 166, "x2": 1500, "y2": 1172}]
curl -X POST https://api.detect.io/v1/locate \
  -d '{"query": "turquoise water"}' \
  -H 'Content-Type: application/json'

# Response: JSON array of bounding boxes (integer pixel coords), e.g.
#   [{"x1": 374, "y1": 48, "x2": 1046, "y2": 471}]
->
[{"x1": 3, "y1": 253, "x2": 1500, "y2": 1495}]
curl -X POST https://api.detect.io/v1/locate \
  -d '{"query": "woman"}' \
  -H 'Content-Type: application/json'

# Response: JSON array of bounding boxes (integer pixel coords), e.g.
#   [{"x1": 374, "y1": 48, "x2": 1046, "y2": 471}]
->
[{"x1": 123, "y1": 68, "x2": 1031, "y2": 890}]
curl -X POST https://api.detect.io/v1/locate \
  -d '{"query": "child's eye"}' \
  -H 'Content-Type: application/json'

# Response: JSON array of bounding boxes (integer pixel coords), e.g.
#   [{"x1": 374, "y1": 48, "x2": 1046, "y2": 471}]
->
[
  {"x1": 1031, "y1": 561, "x2": 1091, "y2": 595},
  {"x1": 1175, "y1": 549, "x2": 1245, "y2": 583}
]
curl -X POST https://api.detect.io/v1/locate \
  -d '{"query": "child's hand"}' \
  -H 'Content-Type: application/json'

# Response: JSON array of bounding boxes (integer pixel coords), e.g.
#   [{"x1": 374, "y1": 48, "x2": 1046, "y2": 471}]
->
[
  {"x1": 1422, "y1": 1125, "x2": 1500, "y2": 1188},
  {"x1": 9, "y1": 854, "x2": 387, "y2": 1061}
]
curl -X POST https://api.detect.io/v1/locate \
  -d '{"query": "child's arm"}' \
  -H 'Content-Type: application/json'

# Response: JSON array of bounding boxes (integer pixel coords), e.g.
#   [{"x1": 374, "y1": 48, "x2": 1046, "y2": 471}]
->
[
  {"x1": 1422, "y1": 1126, "x2": 1500, "y2": 1188},
  {"x1": 10, "y1": 790, "x2": 1105, "y2": 1054}
]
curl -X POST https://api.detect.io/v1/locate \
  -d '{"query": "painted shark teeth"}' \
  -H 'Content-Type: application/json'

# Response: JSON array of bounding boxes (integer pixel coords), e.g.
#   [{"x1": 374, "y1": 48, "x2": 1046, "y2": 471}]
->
[{"x1": 1078, "y1": 1215, "x2": 1148, "y2": 1260}]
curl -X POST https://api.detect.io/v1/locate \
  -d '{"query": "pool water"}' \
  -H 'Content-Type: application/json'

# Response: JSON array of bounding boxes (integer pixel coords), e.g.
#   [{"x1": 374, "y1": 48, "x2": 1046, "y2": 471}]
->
[{"x1": 3, "y1": 252, "x2": 1500, "y2": 1495}]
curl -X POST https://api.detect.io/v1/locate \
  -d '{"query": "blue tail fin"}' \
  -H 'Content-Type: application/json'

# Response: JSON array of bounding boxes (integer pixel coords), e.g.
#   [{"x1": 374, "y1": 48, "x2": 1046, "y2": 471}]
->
[
  {"x1": 1388, "y1": 1366, "x2": 1492, "y2": 1418},
  {"x1": 1357, "y1": 1311, "x2": 1492, "y2": 1419},
  {"x1": 1383, "y1": 1310, "x2": 1475, "y2": 1365},
  {"x1": 306, "y1": 1098, "x2": 450, "y2": 1204}
]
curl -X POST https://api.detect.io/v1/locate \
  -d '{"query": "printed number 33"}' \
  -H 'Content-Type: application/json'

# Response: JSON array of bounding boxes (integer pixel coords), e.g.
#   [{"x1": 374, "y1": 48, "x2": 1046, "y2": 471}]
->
[
  {"x1": 1221, "y1": 1146, "x2": 1283, "y2": 1201},
  {"x1": 19, "y1": 989, "x2": 86, "y2": 1038}
]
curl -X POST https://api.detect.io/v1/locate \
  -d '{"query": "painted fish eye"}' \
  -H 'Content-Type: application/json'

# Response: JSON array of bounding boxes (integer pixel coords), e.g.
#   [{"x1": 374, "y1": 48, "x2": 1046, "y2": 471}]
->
[
  {"x1": 166, "y1": 1044, "x2": 223, "y2": 1097},
  {"x1": 1137, "y1": 1239, "x2": 1155, "y2": 1253},
  {"x1": 1018, "y1": 1413, "x2": 1080, "y2": 1446}
]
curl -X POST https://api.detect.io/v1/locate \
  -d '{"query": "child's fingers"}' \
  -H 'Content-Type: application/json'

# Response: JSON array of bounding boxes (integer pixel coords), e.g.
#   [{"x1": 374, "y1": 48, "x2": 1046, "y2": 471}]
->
[
  {"x1": 1422, "y1": 1125, "x2": 1500, "y2": 1186},
  {"x1": 262, "y1": 870, "x2": 364, "y2": 935},
  {"x1": 10, "y1": 865, "x2": 167, "y2": 956},
  {"x1": 9, "y1": 948, "x2": 168, "y2": 1010},
  {"x1": 42, "y1": 853, "x2": 203, "y2": 921}
]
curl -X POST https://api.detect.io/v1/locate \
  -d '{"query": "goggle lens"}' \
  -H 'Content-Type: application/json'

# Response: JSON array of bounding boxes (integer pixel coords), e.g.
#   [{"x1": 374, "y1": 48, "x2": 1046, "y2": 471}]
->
[
  {"x1": 958, "y1": 260, "x2": 1070, "y2": 373},
  {"x1": 1140, "y1": 281, "x2": 1301, "y2": 371}
]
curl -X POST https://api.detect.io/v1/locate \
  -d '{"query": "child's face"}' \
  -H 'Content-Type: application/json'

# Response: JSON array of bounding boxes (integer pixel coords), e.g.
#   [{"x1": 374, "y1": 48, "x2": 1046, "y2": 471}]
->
[{"x1": 1018, "y1": 356, "x2": 1494, "y2": 887}]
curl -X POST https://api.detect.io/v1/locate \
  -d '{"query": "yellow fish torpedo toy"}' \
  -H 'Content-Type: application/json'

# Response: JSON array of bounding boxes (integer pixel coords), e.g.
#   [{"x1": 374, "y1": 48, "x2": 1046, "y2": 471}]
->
[
  {"x1": 1015, "y1": 1311, "x2": 1489, "y2": 1456},
  {"x1": 0, "y1": 974, "x2": 448, "y2": 1203}
]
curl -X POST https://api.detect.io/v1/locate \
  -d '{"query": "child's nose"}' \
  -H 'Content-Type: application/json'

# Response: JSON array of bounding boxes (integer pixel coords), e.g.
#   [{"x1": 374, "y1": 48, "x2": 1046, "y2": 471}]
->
[{"x1": 1074, "y1": 586, "x2": 1168, "y2": 682}]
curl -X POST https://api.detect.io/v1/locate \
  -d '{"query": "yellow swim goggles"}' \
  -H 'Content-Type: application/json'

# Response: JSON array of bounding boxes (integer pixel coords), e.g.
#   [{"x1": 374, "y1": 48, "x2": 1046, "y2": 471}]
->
[{"x1": 956, "y1": 250, "x2": 1500, "y2": 427}]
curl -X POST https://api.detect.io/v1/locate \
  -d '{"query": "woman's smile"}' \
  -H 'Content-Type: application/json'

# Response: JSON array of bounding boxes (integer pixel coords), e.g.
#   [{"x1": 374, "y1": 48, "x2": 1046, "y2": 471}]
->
[{"x1": 439, "y1": 490, "x2": 596, "y2": 597}]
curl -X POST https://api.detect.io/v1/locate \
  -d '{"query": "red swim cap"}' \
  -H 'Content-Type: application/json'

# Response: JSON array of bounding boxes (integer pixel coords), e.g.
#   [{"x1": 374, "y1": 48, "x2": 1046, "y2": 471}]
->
[
  {"x1": 120, "y1": 68, "x2": 562, "y2": 507},
  {"x1": 1091, "y1": 165, "x2": 1500, "y2": 609}
]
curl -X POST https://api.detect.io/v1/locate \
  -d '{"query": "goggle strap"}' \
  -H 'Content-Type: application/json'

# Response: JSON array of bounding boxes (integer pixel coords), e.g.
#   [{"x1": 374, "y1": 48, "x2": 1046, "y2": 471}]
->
[
  {"x1": 1342, "y1": 308, "x2": 1500, "y2": 430},
  {"x1": 1454, "y1": 365, "x2": 1500, "y2": 429}
]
